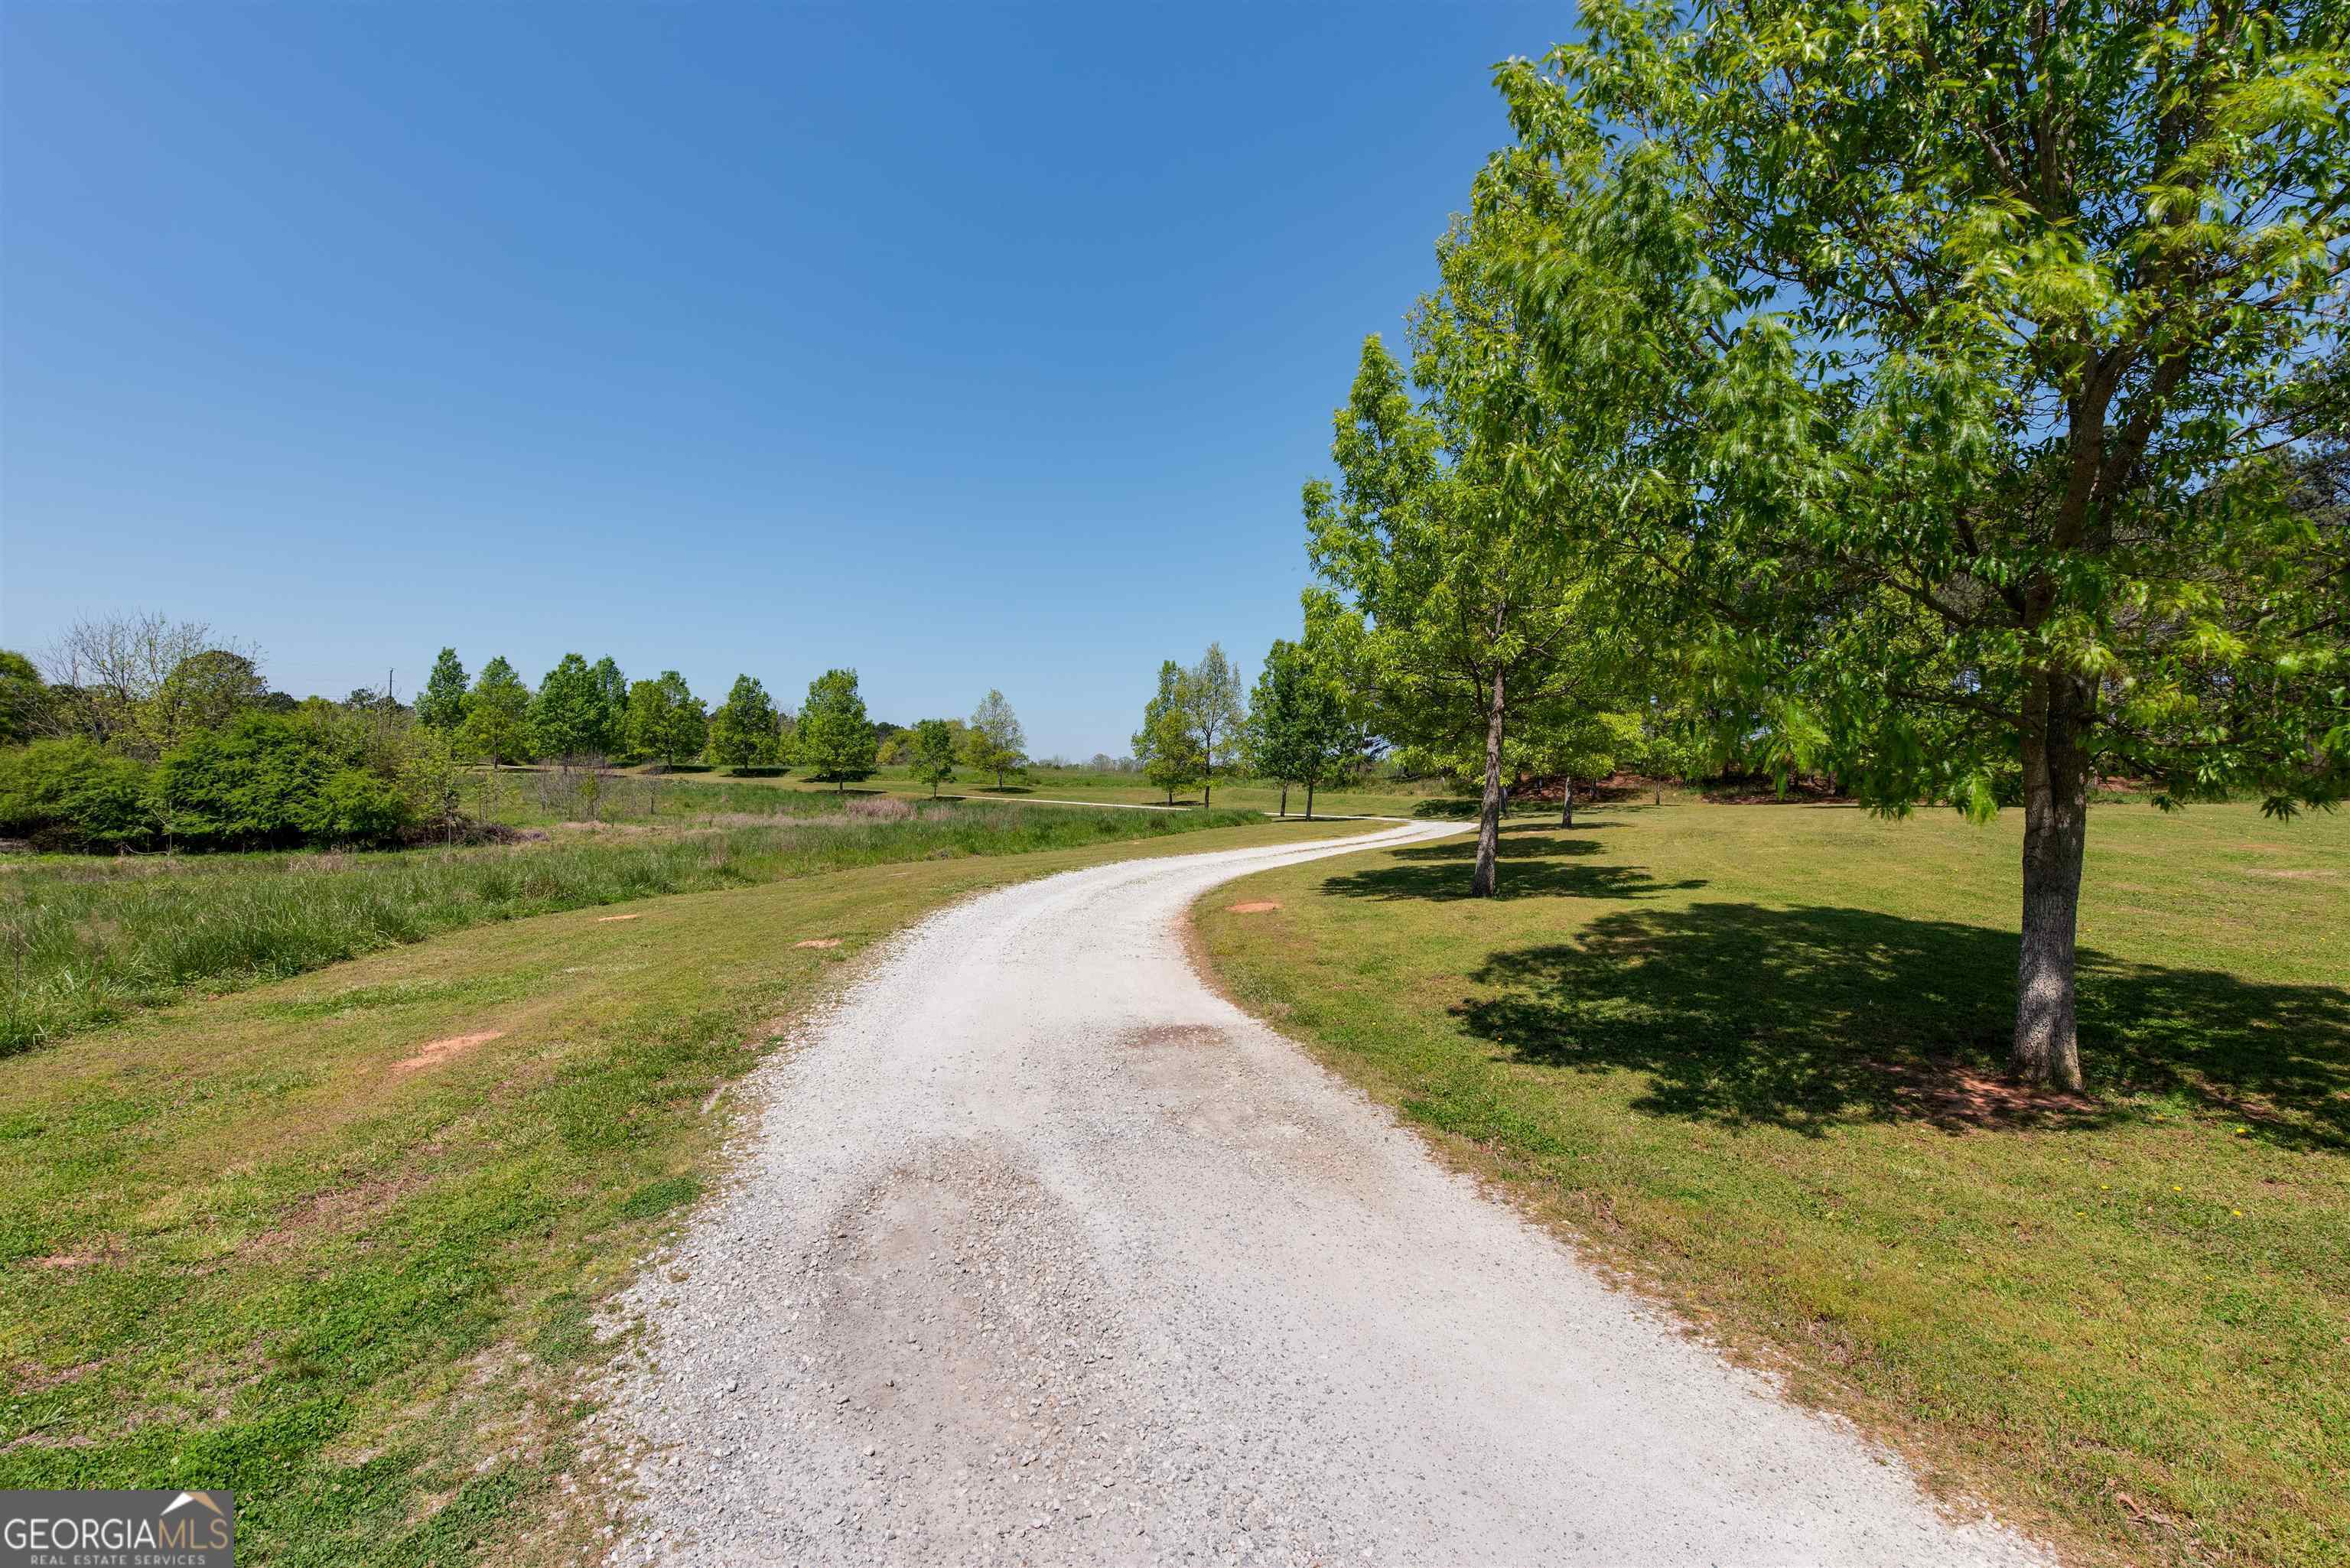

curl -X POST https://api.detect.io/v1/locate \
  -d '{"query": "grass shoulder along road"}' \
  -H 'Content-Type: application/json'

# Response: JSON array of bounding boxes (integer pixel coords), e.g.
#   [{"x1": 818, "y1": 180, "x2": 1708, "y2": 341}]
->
[
  {"x1": 0, "y1": 813, "x2": 1373, "y2": 1567},
  {"x1": 1, "y1": 799, "x2": 1268, "y2": 1056},
  {"x1": 1195, "y1": 801, "x2": 2348, "y2": 1568}
]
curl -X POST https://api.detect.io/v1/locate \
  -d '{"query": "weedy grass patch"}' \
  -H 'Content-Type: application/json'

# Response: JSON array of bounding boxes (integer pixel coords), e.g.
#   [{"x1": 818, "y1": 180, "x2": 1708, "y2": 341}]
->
[
  {"x1": 0, "y1": 815, "x2": 1370, "y2": 1565},
  {"x1": 1196, "y1": 802, "x2": 2350, "y2": 1568},
  {"x1": 0, "y1": 802, "x2": 1262, "y2": 1054}
]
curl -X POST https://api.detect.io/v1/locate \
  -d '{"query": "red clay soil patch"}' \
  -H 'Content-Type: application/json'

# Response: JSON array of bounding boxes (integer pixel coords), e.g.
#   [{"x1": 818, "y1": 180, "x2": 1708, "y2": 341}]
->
[
  {"x1": 1225, "y1": 900, "x2": 1282, "y2": 914},
  {"x1": 595, "y1": 912, "x2": 645, "y2": 922},
  {"x1": 392, "y1": 1030, "x2": 504, "y2": 1075},
  {"x1": 1885, "y1": 1062, "x2": 2101, "y2": 1131},
  {"x1": 795, "y1": 938, "x2": 842, "y2": 949}
]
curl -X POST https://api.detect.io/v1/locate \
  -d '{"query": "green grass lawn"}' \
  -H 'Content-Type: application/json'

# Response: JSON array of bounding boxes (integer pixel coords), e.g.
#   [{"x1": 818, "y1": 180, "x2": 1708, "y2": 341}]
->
[
  {"x1": 1, "y1": 799, "x2": 1265, "y2": 1055},
  {"x1": 0, "y1": 814, "x2": 1372, "y2": 1566},
  {"x1": 1196, "y1": 802, "x2": 2348, "y2": 1568}
]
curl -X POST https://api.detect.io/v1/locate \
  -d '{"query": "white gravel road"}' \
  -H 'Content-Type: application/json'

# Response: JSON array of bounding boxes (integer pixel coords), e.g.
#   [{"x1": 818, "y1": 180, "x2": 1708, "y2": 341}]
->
[{"x1": 604, "y1": 821, "x2": 2046, "y2": 1566}]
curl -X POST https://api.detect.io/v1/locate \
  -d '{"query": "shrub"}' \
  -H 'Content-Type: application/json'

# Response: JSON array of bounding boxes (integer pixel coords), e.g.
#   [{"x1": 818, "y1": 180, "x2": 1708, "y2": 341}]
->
[{"x1": 0, "y1": 738, "x2": 158, "y2": 850}]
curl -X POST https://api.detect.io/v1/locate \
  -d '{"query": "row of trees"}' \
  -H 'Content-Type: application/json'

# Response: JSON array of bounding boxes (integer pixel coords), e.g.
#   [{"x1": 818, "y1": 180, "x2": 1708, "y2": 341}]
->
[{"x1": 1288, "y1": 0, "x2": 2348, "y2": 1090}]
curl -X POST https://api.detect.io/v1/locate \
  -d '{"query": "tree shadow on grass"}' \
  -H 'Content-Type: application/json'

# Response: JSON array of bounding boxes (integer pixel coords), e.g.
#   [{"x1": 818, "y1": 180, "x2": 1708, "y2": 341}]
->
[
  {"x1": 1321, "y1": 826, "x2": 1701, "y2": 903},
  {"x1": 1457, "y1": 903, "x2": 2350, "y2": 1149}
]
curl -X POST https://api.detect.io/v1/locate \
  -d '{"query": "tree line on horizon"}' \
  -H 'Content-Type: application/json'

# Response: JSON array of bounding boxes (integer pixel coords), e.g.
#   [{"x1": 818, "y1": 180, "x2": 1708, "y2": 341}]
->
[
  {"x1": 0, "y1": 616, "x2": 1050, "y2": 848},
  {"x1": 1245, "y1": 0, "x2": 2348, "y2": 1092}
]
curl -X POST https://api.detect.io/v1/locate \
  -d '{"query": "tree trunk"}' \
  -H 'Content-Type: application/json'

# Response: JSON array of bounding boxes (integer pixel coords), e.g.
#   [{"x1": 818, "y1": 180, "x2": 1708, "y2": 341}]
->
[
  {"x1": 1304, "y1": 779, "x2": 1315, "y2": 821},
  {"x1": 2013, "y1": 669, "x2": 2092, "y2": 1091},
  {"x1": 1472, "y1": 669, "x2": 1505, "y2": 897},
  {"x1": 1560, "y1": 776, "x2": 1574, "y2": 828},
  {"x1": 1279, "y1": 781, "x2": 1288, "y2": 818}
]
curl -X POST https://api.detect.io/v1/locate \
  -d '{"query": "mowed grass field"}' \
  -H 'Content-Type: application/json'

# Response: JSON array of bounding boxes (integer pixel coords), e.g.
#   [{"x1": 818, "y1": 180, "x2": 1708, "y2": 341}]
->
[
  {"x1": 1196, "y1": 802, "x2": 2349, "y2": 1568},
  {"x1": 0, "y1": 815, "x2": 1371, "y2": 1566}
]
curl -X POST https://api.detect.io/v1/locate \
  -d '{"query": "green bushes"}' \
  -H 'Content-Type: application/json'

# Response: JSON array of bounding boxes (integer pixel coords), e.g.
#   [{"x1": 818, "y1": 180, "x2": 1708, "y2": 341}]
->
[
  {"x1": 1, "y1": 710, "x2": 450, "y2": 851},
  {"x1": 0, "y1": 740, "x2": 159, "y2": 851}
]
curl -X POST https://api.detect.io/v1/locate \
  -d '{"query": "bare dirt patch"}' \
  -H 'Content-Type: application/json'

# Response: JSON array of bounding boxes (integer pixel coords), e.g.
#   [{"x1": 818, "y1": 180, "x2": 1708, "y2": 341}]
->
[
  {"x1": 795, "y1": 938, "x2": 842, "y2": 949},
  {"x1": 1884, "y1": 1063, "x2": 2101, "y2": 1131},
  {"x1": 1225, "y1": 899, "x2": 1282, "y2": 913},
  {"x1": 392, "y1": 1030, "x2": 505, "y2": 1075},
  {"x1": 2245, "y1": 868, "x2": 2339, "y2": 880}
]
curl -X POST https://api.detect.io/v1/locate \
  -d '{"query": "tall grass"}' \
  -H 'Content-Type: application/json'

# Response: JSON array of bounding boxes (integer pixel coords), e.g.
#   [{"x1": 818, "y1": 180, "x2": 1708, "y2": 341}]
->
[{"x1": 0, "y1": 801, "x2": 1259, "y2": 1054}]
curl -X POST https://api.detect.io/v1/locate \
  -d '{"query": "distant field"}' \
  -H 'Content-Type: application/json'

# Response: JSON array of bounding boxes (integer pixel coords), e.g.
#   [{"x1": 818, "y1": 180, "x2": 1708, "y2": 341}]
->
[
  {"x1": 0, "y1": 798, "x2": 1266, "y2": 1055},
  {"x1": 0, "y1": 814, "x2": 1373, "y2": 1566},
  {"x1": 1196, "y1": 801, "x2": 2350, "y2": 1568},
  {"x1": 476, "y1": 761, "x2": 1463, "y2": 822}
]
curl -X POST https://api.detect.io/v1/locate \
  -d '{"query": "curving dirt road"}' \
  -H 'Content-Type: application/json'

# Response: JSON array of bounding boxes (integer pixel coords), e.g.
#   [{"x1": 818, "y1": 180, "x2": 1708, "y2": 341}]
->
[{"x1": 604, "y1": 821, "x2": 2046, "y2": 1566}]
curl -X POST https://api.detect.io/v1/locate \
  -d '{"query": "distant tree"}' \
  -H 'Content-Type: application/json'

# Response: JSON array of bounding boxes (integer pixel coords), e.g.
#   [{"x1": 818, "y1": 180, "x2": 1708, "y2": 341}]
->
[
  {"x1": 1246, "y1": 637, "x2": 1352, "y2": 819},
  {"x1": 459, "y1": 656, "x2": 532, "y2": 770},
  {"x1": 37, "y1": 613, "x2": 262, "y2": 753},
  {"x1": 708, "y1": 675, "x2": 782, "y2": 773},
  {"x1": 623, "y1": 674, "x2": 704, "y2": 769},
  {"x1": 910, "y1": 717, "x2": 959, "y2": 796},
  {"x1": 589, "y1": 656, "x2": 629, "y2": 755},
  {"x1": 417, "y1": 648, "x2": 470, "y2": 732},
  {"x1": 529, "y1": 654, "x2": 609, "y2": 760},
  {"x1": 145, "y1": 650, "x2": 269, "y2": 749},
  {"x1": 798, "y1": 669, "x2": 879, "y2": 793},
  {"x1": 1183, "y1": 644, "x2": 1245, "y2": 808},
  {"x1": 1528, "y1": 708, "x2": 1641, "y2": 827},
  {"x1": 0, "y1": 652, "x2": 42, "y2": 747},
  {"x1": 1134, "y1": 661, "x2": 1204, "y2": 805},
  {"x1": 965, "y1": 689, "x2": 1028, "y2": 789}
]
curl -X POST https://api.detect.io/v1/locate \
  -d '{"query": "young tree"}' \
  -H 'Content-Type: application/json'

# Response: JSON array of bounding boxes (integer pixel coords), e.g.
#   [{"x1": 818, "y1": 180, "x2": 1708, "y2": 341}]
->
[
  {"x1": 799, "y1": 669, "x2": 879, "y2": 793},
  {"x1": 1246, "y1": 636, "x2": 1352, "y2": 820},
  {"x1": 708, "y1": 675, "x2": 781, "y2": 773},
  {"x1": 659, "y1": 672, "x2": 708, "y2": 768},
  {"x1": 459, "y1": 656, "x2": 532, "y2": 771},
  {"x1": 589, "y1": 656, "x2": 629, "y2": 756},
  {"x1": 910, "y1": 717, "x2": 959, "y2": 796},
  {"x1": 1307, "y1": 204, "x2": 1643, "y2": 896},
  {"x1": 1498, "y1": 1, "x2": 2350, "y2": 1087},
  {"x1": 148, "y1": 650, "x2": 269, "y2": 747},
  {"x1": 965, "y1": 689, "x2": 1029, "y2": 789},
  {"x1": 529, "y1": 654, "x2": 608, "y2": 760},
  {"x1": 1183, "y1": 644, "x2": 1246, "y2": 808},
  {"x1": 1528, "y1": 707, "x2": 1642, "y2": 828},
  {"x1": 1134, "y1": 660, "x2": 1204, "y2": 805},
  {"x1": 418, "y1": 648, "x2": 470, "y2": 732}
]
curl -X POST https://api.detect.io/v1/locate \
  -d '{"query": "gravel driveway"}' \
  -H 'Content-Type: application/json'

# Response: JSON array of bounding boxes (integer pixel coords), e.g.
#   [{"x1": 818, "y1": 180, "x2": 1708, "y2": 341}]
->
[{"x1": 604, "y1": 821, "x2": 2046, "y2": 1566}]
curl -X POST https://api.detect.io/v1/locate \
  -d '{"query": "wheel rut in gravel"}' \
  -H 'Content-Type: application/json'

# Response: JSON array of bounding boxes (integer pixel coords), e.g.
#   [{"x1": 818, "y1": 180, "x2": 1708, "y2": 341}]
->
[{"x1": 604, "y1": 821, "x2": 2050, "y2": 1566}]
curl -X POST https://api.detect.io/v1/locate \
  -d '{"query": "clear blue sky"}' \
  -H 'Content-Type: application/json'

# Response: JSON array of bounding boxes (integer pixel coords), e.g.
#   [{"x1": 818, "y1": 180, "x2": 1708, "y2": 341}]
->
[{"x1": 3, "y1": 2, "x2": 1559, "y2": 758}]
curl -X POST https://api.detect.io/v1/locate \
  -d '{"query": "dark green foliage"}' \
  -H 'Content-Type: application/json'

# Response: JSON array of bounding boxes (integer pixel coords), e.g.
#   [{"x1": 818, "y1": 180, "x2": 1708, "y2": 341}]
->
[
  {"x1": 529, "y1": 654, "x2": 610, "y2": 761},
  {"x1": 0, "y1": 739, "x2": 158, "y2": 851},
  {"x1": 155, "y1": 714, "x2": 414, "y2": 851}
]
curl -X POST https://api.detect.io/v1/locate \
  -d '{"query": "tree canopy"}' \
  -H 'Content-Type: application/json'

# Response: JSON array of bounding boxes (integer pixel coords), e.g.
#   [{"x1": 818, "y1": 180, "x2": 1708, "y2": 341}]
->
[
  {"x1": 1490, "y1": 0, "x2": 2350, "y2": 1085},
  {"x1": 798, "y1": 669, "x2": 879, "y2": 792}
]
